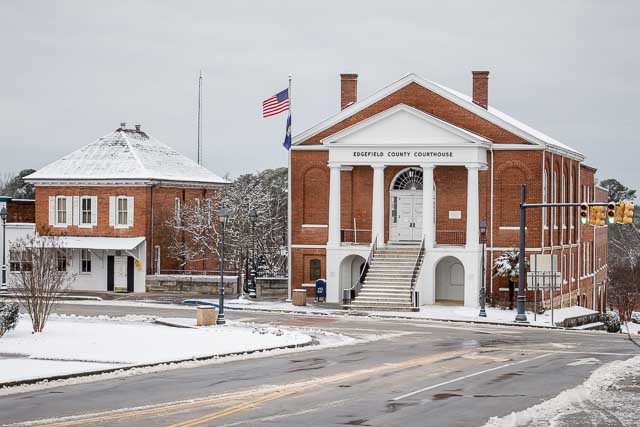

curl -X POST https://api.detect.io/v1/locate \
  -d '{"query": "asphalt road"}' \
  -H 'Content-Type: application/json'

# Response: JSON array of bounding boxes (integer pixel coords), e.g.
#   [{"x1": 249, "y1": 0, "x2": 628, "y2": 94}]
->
[{"x1": 1, "y1": 303, "x2": 638, "y2": 427}]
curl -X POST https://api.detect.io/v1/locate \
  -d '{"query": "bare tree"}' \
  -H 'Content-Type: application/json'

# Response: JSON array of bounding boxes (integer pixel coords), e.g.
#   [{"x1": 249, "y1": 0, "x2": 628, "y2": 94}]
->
[
  {"x1": 164, "y1": 195, "x2": 222, "y2": 271},
  {"x1": 163, "y1": 168, "x2": 288, "y2": 278},
  {"x1": 9, "y1": 234, "x2": 75, "y2": 333},
  {"x1": 608, "y1": 260, "x2": 640, "y2": 326}
]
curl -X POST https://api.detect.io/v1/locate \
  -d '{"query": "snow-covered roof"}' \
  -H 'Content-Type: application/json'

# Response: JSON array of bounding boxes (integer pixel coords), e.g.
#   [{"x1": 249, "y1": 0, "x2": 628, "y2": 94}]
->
[
  {"x1": 26, "y1": 126, "x2": 228, "y2": 185},
  {"x1": 293, "y1": 73, "x2": 584, "y2": 160},
  {"x1": 36, "y1": 236, "x2": 145, "y2": 250}
]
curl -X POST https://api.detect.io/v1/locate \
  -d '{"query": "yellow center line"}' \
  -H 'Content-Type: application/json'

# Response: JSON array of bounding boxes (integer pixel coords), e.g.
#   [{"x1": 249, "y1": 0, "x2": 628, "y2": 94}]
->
[
  {"x1": 165, "y1": 389, "x2": 301, "y2": 427},
  {"x1": 32, "y1": 390, "x2": 268, "y2": 427},
  {"x1": 28, "y1": 348, "x2": 478, "y2": 427}
]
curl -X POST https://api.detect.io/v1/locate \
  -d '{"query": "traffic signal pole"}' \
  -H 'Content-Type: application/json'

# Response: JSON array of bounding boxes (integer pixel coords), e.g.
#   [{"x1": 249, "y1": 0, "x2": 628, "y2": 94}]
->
[
  {"x1": 515, "y1": 185, "x2": 528, "y2": 322},
  {"x1": 515, "y1": 186, "x2": 622, "y2": 323}
]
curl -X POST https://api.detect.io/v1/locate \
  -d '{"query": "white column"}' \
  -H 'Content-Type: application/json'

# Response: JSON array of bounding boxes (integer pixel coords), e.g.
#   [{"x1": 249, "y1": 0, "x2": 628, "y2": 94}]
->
[
  {"x1": 466, "y1": 164, "x2": 480, "y2": 248},
  {"x1": 371, "y1": 164, "x2": 386, "y2": 245},
  {"x1": 328, "y1": 162, "x2": 342, "y2": 246},
  {"x1": 422, "y1": 165, "x2": 435, "y2": 248}
]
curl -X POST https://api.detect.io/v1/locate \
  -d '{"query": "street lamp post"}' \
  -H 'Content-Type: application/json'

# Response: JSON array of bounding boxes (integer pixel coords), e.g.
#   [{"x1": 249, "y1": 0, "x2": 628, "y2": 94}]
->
[
  {"x1": 1, "y1": 207, "x2": 7, "y2": 293},
  {"x1": 248, "y1": 208, "x2": 257, "y2": 298},
  {"x1": 217, "y1": 205, "x2": 230, "y2": 325},
  {"x1": 479, "y1": 218, "x2": 487, "y2": 317}
]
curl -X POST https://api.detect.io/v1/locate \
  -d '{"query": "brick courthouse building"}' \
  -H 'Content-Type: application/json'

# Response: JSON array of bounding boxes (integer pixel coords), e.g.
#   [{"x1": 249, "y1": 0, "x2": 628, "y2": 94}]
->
[
  {"x1": 23, "y1": 124, "x2": 226, "y2": 292},
  {"x1": 289, "y1": 72, "x2": 608, "y2": 311}
]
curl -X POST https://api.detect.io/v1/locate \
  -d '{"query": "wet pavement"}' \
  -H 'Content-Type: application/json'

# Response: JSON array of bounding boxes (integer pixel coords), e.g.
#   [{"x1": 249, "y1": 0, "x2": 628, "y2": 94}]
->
[{"x1": 0, "y1": 302, "x2": 638, "y2": 427}]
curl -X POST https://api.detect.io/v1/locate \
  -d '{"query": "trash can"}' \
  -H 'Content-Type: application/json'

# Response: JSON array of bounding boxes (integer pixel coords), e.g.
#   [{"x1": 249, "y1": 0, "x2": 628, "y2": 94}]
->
[
  {"x1": 292, "y1": 289, "x2": 307, "y2": 306},
  {"x1": 315, "y1": 279, "x2": 327, "y2": 302}
]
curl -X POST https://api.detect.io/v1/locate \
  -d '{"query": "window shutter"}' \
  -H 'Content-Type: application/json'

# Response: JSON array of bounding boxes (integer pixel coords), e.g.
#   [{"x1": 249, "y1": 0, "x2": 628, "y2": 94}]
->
[
  {"x1": 48, "y1": 196, "x2": 55, "y2": 225},
  {"x1": 91, "y1": 196, "x2": 98, "y2": 226},
  {"x1": 73, "y1": 196, "x2": 80, "y2": 225},
  {"x1": 65, "y1": 196, "x2": 73, "y2": 226},
  {"x1": 109, "y1": 196, "x2": 116, "y2": 227},
  {"x1": 127, "y1": 196, "x2": 134, "y2": 227}
]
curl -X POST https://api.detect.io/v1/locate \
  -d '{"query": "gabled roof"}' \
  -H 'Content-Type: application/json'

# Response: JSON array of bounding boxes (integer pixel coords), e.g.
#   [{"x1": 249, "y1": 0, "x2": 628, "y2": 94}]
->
[
  {"x1": 322, "y1": 104, "x2": 491, "y2": 146},
  {"x1": 26, "y1": 128, "x2": 228, "y2": 185},
  {"x1": 293, "y1": 73, "x2": 584, "y2": 160}
]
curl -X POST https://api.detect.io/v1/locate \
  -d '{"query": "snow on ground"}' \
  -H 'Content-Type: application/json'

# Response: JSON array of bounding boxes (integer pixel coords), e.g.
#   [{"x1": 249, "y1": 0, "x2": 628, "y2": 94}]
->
[
  {"x1": 0, "y1": 313, "x2": 311, "y2": 384},
  {"x1": 624, "y1": 321, "x2": 640, "y2": 335},
  {"x1": 371, "y1": 304, "x2": 598, "y2": 327},
  {"x1": 482, "y1": 354, "x2": 640, "y2": 427},
  {"x1": 60, "y1": 296, "x2": 598, "y2": 328},
  {"x1": 186, "y1": 297, "x2": 597, "y2": 328},
  {"x1": 0, "y1": 320, "x2": 362, "y2": 397}
]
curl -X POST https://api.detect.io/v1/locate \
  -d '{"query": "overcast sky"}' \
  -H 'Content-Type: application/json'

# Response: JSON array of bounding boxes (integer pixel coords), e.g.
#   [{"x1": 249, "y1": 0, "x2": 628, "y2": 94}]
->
[{"x1": 1, "y1": 1, "x2": 638, "y2": 189}]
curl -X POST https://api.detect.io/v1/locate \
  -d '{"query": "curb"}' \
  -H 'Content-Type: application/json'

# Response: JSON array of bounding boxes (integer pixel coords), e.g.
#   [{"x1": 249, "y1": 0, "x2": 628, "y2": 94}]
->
[
  {"x1": 222, "y1": 305, "x2": 592, "y2": 331},
  {"x1": 0, "y1": 294, "x2": 103, "y2": 302},
  {"x1": 0, "y1": 338, "x2": 316, "y2": 390}
]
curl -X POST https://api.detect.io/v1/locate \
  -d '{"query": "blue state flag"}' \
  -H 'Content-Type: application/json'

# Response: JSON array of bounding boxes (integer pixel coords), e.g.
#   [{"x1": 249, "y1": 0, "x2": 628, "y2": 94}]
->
[{"x1": 283, "y1": 113, "x2": 292, "y2": 150}]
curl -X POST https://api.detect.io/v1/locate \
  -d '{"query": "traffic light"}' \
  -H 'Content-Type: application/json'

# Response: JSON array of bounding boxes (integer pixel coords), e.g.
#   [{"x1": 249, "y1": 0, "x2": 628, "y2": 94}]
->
[
  {"x1": 590, "y1": 206, "x2": 605, "y2": 227},
  {"x1": 615, "y1": 202, "x2": 625, "y2": 224},
  {"x1": 598, "y1": 206, "x2": 606, "y2": 226},
  {"x1": 623, "y1": 202, "x2": 635, "y2": 224},
  {"x1": 580, "y1": 203, "x2": 588, "y2": 225},
  {"x1": 607, "y1": 202, "x2": 616, "y2": 224}
]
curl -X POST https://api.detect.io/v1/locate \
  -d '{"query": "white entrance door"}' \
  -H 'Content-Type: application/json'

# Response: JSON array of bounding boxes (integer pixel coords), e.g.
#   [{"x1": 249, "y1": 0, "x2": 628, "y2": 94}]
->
[
  {"x1": 394, "y1": 193, "x2": 423, "y2": 241},
  {"x1": 114, "y1": 256, "x2": 128, "y2": 292}
]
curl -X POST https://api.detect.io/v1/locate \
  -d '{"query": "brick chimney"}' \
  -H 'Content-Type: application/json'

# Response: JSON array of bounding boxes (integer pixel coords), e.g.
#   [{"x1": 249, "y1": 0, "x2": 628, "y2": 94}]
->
[
  {"x1": 340, "y1": 73, "x2": 358, "y2": 110},
  {"x1": 472, "y1": 70, "x2": 490, "y2": 109}
]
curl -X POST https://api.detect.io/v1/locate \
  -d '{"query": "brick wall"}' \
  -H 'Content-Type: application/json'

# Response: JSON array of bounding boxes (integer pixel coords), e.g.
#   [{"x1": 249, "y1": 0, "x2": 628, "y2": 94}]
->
[
  {"x1": 35, "y1": 186, "x2": 150, "y2": 237},
  {"x1": 301, "y1": 82, "x2": 528, "y2": 146},
  {"x1": 6, "y1": 199, "x2": 35, "y2": 223},
  {"x1": 34, "y1": 184, "x2": 221, "y2": 276}
]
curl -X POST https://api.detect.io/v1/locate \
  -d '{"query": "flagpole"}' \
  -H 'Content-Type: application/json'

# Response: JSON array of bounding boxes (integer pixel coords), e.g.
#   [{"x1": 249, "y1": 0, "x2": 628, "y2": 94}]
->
[
  {"x1": 197, "y1": 70, "x2": 203, "y2": 165},
  {"x1": 287, "y1": 73, "x2": 293, "y2": 302}
]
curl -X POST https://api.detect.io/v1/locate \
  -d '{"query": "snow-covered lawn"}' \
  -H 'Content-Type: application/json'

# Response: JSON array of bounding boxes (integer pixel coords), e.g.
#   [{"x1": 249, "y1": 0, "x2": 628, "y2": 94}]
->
[{"x1": 0, "y1": 314, "x2": 311, "y2": 384}]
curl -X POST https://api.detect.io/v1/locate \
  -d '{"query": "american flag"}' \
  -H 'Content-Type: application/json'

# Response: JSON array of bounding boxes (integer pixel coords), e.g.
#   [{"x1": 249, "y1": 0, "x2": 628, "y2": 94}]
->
[{"x1": 262, "y1": 88, "x2": 289, "y2": 118}]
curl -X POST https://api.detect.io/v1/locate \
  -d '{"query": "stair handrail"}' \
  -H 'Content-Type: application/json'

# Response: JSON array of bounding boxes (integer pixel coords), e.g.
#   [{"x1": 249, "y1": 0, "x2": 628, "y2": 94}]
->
[
  {"x1": 410, "y1": 236, "x2": 426, "y2": 307},
  {"x1": 348, "y1": 235, "x2": 377, "y2": 300}
]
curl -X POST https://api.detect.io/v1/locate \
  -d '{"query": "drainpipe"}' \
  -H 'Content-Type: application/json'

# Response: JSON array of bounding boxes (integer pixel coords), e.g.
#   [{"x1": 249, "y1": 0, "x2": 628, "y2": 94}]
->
[
  {"x1": 577, "y1": 162, "x2": 581, "y2": 302},
  {"x1": 150, "y1": 184, "x2": 155, "y2": 276},
  {"x1": 489, "y1": 144, "x2": 494, "y2": 303}
]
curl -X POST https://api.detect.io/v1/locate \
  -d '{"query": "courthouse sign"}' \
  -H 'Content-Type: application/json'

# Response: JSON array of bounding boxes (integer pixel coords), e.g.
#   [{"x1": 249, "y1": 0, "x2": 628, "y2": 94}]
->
[{"x1": 329, "y1": 146, "x2": 486, "y2": 166}]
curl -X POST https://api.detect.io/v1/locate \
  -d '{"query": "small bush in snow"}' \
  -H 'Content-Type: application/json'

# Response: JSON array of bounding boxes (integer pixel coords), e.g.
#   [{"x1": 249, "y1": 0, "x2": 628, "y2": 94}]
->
[
  {"x1": 603, "y1": 311, "x2": 621, "y2": 333},
  {"x1": 631, "y1": 312, "x2": 640, "y2": 324},
  {"x1": 0, "y1": 302, "x2": 19, "y2": 337}
]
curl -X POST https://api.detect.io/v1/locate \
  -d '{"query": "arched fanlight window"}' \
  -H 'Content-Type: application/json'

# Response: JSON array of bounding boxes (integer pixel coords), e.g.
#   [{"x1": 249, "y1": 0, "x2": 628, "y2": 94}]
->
[{"x1": 392, "y1": 168, "x2": 423, "y2": 190}]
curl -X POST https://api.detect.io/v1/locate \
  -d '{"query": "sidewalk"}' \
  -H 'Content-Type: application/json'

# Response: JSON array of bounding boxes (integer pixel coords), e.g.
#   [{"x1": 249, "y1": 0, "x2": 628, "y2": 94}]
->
[{"x1": 180, "y1": 297, "x2": 599, "y2": 329}]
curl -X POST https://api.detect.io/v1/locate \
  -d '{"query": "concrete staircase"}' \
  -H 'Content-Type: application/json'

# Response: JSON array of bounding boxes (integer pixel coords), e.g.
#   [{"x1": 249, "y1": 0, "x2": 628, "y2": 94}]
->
[{"x1": 348, "y1": 243, "x2": 423, "y2": 312}]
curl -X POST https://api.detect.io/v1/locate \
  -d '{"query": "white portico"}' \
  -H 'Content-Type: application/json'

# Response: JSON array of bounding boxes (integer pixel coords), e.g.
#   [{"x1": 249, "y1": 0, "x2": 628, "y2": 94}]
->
[{"x1": 322, "y1": 104, "x2": 489, "y2": 307}]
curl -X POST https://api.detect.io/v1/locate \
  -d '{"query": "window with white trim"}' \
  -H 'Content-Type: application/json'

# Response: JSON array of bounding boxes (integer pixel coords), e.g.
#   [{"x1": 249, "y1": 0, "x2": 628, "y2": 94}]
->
[
  {"x1": 570, "y1": 175, "x2": 574, "y2": 228},
  {"x1": 175, "y1": 198, "x2": 181, "y2": 223},
  {"x1": 80, "y1": 197, "x2": 92, "y2": 226},
  {"x1": 542, "y1": 169, "x2": 548, "y2": 228},
  {"x1": 57, "y1": 251, "x2": 67, "y2": 272},
  {"x1": 56, "y1": 196, "x2": 67, "y2": 225},
  {"x1": 9, "y1": 250, "x2": 32, "y2": 272},
  {"x1": 194, "y1": 198, "x2": 200, "y2": 210},
  {"x1": 81, "y1": 249, "x2": 91, "y2": 273},
  {"x1": 117, "y1": 197, "x2": 128, "y2": 226}
]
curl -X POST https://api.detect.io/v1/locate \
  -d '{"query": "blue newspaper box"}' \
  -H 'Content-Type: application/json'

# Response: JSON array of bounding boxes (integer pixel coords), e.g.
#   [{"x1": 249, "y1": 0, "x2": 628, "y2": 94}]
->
[{"x1": 315, "y1": 279, "x2": 327, "y2": 302}]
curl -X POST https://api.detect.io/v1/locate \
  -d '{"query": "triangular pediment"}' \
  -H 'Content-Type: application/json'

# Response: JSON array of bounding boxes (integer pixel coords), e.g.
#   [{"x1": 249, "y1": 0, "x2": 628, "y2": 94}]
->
[{"x1": 322, "y1": 104, "x2": 490, "y2": 146}]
